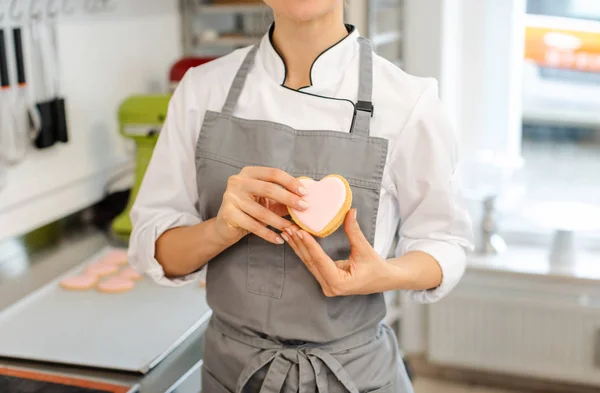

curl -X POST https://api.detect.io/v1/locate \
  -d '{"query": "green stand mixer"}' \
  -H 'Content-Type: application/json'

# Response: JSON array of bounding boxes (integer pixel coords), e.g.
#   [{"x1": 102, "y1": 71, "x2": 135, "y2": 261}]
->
[{"x1": 111, "y1": 94, "x2": 172, "y2": 243}]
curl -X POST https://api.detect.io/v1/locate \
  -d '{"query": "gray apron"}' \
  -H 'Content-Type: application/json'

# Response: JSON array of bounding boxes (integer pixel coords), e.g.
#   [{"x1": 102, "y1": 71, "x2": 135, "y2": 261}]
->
[{"x1": 195, "y1": 38, "x2": 414, "y2": 393}]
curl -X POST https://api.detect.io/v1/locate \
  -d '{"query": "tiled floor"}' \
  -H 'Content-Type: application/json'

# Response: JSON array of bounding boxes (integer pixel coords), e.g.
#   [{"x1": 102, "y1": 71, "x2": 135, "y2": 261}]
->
[{"x1": 414, "y1": 378, "x2": 521, "y2": 393}]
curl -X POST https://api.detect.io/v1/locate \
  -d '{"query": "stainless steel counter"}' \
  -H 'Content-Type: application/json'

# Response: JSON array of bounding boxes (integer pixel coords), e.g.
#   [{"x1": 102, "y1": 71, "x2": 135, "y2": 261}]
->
[{"x1": 0, "y1": 230, "x2": 209, "y2": 393}]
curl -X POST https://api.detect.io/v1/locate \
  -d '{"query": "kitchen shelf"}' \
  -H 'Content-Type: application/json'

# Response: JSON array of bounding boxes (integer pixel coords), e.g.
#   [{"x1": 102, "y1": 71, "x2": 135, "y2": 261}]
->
[
  {"x1": 366, "y1": 0, "x2": 404, "y2": 65},
  {"x1": 198, "y1": 36, "x2": 260, "y2": 46},
  {"x1": 194, "y1": 4, "x2": 267, "y2": 14},
  {"x1": 372, "y1": 31, "x2": 403, "y2": 47},
  {"x1": 182, "y1": 0, "x2": 271, "y2": 56}
]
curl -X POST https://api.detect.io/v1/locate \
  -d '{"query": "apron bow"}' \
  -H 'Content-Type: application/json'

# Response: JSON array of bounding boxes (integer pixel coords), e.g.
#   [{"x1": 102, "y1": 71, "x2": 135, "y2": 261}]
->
[{"x1": 236, "y1": 345, "x2": 360, "y2": 393}]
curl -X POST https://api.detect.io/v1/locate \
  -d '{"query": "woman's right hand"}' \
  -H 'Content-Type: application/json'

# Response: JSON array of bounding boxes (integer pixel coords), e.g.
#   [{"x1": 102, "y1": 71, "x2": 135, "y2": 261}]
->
[{"x1": 215, "y1": 166, "x2": 308, "y2": 245}]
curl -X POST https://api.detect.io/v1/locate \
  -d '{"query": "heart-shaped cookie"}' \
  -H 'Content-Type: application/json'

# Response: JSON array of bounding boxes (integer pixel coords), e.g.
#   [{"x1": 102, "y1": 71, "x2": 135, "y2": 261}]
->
[{"x1": 288, "y1": 174, "x2": 352, "y2": 238}]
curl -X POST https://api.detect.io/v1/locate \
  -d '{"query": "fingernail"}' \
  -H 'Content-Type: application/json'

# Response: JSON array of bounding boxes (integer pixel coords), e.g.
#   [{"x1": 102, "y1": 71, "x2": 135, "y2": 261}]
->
[
  {"x1": 298, "y1": 200, "x2": 309, "y2": 209},
  {"x1": 281, "y1": 233, "x2": 289, "y2": 242},
  {"x1": 297, "y1": 231, "x2": 304, "y2": 240},
  {"x1": 299, "y1": 186, "x2": 308, "y2": 195},
  {"x1": 286, "y1": 227, "x2": 293, "y2": 235},
  {"x1": 276, "y1": 236, "x2": 285, "y2": 244},
  {"x1": 353, "y1": 209, "x2": 358, "y2": 220}
]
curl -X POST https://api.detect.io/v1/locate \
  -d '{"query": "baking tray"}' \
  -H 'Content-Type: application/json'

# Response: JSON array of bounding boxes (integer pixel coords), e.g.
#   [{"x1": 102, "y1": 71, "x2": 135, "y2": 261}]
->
[{"x1": 0, "y1": 247, "x2": 211, "y2": 374}]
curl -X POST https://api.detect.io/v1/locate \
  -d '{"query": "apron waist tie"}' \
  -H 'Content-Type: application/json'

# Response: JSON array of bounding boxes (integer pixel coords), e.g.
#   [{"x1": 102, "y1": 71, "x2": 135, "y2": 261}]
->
[{"x1": 211, "y1": 316, "x2": 380, "y2": 393}]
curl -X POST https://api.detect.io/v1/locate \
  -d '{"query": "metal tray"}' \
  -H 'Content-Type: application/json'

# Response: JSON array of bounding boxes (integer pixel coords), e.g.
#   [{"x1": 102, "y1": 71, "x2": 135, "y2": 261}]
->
[{"x1": 0, "y1": 247, "x2": 211, "y2": 374}]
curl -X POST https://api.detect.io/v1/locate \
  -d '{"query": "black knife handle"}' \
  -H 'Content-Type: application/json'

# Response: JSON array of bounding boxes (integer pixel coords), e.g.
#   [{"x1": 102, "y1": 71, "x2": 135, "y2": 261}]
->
[
  {"x1": 0, "y1": 30, "x2": 10, "y2": 88},
  {"x1": 13, "y1": 28, "x2": 26, "y2": 85},
  {"x1": 35, "y1": 101, "x2": 56, "y2": 149},
  {"x1": 53, "y1": 98, "x2": 68, "y2": 143}
]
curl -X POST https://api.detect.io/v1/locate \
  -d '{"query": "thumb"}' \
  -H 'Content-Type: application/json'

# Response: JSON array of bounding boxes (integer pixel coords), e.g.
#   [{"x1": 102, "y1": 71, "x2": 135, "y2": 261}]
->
[{"x1": 344, "y1": 209, "x2": 371, "y2": 251}]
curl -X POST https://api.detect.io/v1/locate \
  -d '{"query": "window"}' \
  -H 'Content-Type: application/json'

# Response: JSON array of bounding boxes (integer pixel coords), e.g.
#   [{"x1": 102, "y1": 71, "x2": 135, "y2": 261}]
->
[{"x1": 502, "y1": 0, "x2": 600, "y2": 250}]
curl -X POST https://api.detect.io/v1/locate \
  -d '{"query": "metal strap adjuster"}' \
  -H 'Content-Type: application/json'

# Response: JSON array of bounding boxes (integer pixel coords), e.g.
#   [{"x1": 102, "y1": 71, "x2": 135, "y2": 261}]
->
[{"x1": 356, "y1": 100, "x2": 374, "y2": 117}]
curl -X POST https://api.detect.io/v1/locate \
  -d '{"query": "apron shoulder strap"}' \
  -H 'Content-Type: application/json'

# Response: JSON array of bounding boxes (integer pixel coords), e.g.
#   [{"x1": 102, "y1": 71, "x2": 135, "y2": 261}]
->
[
  {"x1": 222, "y1": 45, "x2": 260, "y2": 116},
  {"x1": 350, "y1": 37, "x2": 374, "y2": 137}
]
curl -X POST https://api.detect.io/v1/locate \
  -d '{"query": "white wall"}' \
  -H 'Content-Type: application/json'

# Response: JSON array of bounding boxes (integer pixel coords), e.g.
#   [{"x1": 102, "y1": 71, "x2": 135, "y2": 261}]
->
[{"x1": 0, "y1": 0, "x2": 181, "y2": 240}]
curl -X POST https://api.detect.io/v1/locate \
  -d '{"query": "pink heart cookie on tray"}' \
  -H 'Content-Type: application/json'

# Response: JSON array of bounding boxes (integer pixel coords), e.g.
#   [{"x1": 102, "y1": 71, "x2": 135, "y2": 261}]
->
[
  {"x1": 60, "y1": 274, "x2": 98, "y2": 291},
  {"x1": 119, "y1": 267, "x2": 143, "y2": 281},
  {"x1": 288, "y1": 175, "x2": 352, "y2": 238}
]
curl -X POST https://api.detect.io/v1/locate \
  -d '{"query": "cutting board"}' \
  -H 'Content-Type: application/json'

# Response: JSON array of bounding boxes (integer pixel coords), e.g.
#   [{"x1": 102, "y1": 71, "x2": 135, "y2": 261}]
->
[{"x1": 0, "y1": 247, "x2": 211, "y2": 373}]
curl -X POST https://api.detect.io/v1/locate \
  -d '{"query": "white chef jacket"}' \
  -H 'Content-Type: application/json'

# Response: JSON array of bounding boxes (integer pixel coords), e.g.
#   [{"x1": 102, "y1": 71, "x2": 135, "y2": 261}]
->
[{"x1": 129, "y1": 27, "x2": 474, "y2": 303}]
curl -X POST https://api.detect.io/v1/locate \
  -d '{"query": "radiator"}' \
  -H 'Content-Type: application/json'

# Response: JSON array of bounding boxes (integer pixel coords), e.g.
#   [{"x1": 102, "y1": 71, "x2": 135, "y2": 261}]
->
[{"x1": 427, "y1": 271, "x2": 600, "y2": 386}]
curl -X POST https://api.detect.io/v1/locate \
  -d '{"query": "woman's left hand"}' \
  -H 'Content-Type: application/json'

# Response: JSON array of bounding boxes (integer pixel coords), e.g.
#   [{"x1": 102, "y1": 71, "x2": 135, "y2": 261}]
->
[{"x1": 283, "y1": 209, "x2": 394, "y2": 296}]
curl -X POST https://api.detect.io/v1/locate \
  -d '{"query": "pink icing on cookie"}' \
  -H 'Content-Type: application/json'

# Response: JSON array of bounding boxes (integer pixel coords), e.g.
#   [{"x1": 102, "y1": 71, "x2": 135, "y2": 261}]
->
[
  {"x1": 290, "y1": 177, "x2": 347, "y2": 232},
  {"x1": 119, "y1": 267, "x2": 142, "y2": 281},
  {"x1": 60, "y1": 274, "x2": 98, "y2": 290},
  {"x1": 86, "y1": 263, "x2": 119, "y2": 277},
  {"x1": 98, "y1": 249, "x2": 129, "y2": 266},
  {"x1": 97, "y1": 277, "x2": 135, "y2": 293}
]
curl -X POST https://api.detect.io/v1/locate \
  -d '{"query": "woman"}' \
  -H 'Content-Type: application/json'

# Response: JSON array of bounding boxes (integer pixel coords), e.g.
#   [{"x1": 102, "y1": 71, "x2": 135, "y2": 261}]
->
[{"x1": 129, "y1": 0, "x2": 473, "y2": 391}]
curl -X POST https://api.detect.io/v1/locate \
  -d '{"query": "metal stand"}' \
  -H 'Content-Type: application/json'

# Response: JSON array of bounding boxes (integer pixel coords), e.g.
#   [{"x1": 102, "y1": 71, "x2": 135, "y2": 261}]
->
[
  {"x1": 367, "y1": 0, "x2": 404, "y2": 66},
  {"x1": 480, "y1": 195, "x2": 507, "y2": 254}
]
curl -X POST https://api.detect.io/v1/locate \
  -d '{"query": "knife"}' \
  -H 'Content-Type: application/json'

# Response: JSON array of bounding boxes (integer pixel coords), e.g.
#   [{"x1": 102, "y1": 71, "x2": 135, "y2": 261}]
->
[
  {"x1": 13, "y1": 27, "x2": 41, "y2": 143},
  {"x1": 0, "y1": 28, "x2": 23, "y2": 165},
  {"x1": 0, "y1": 30, "x2": 9, "y2": 89},
  {"x1": 31, "y1": 19, "x2": 56, "y2": 149},
  {"x1": 46, "y1": 18, "x2": 68, "y2": 144}
]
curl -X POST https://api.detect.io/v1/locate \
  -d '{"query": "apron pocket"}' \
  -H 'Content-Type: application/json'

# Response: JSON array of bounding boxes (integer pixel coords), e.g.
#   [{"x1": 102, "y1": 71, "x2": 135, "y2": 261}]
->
[
  {"x1": 202, "y1": 366, "x2": 232, "y2": 393},
  {"x1": 247, "y1": 235, "x2": 285, "y2": 298}
]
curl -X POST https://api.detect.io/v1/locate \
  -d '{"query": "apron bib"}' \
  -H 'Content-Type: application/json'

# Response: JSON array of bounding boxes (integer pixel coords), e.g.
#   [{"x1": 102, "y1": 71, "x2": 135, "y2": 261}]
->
[{"x1": 195, "y1": 38, "x2": 413, "y2": 393}]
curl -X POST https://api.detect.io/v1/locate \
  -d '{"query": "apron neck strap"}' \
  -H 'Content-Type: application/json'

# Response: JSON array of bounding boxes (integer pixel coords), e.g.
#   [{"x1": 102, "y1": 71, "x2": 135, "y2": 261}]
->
[
  {"x1": 222, "y1": 38, "x2": 375, "y2": 138},
  {"x1": 350, "y1": 37, "x2": 374, "y2": 137},
  {"x1": 222, "y1": 45, "x2": 259, "y2": 116}
]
